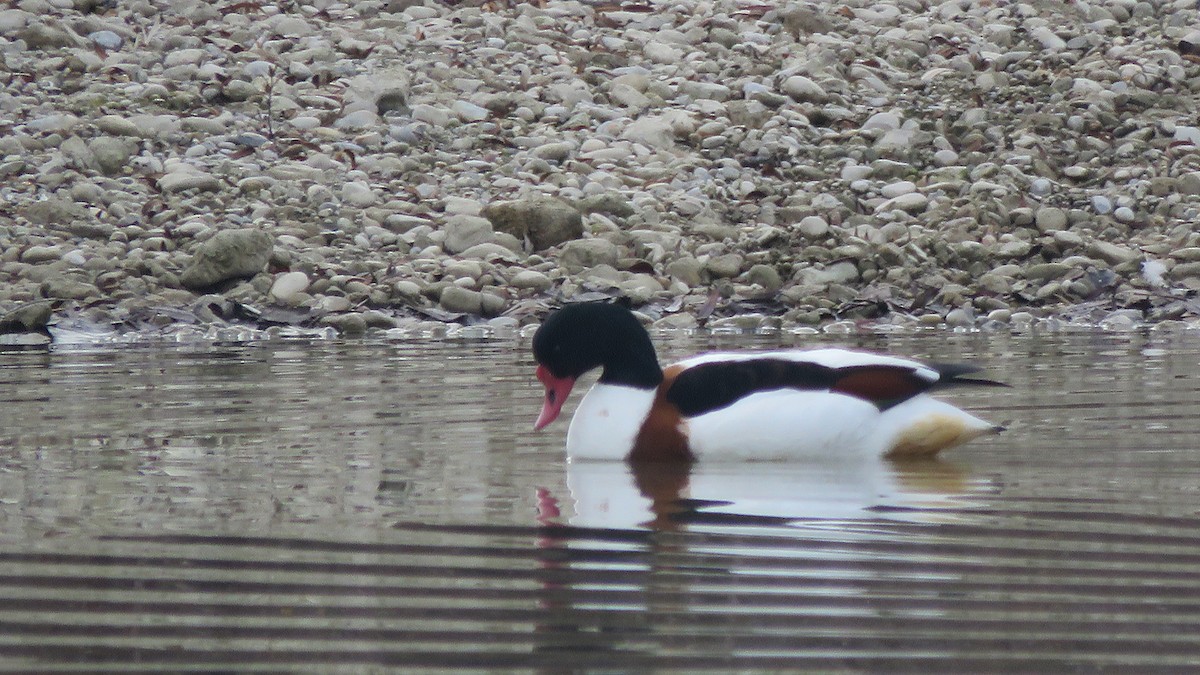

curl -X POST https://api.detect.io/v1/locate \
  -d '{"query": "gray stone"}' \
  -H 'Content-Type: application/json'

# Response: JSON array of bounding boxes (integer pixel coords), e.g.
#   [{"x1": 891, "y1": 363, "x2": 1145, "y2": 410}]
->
[
  {"x1": 510, "y1": 270, "x2": 552, "y2": 291},
  {"x1": 1089, "y1": 241, "x2": 1139, "y2": 265},
  {"x1": 96, "y1": 115, "x2": 144, "y2": 138},
  {"x1": 0, "y1": 301, "x2": 53, "y2": 333},
  {"x1": 579, "y1": 193, "x2": 636, "y2": 217},
  {"x1": 1179, "y1": 172, "x2": 1200, "y2": 196},
  {"x1": 21, "y1": 245, "x2": 63, "y2": 264},
  {"x1": 393, "y1": 280, "x2": 422, "y2": 300},
  {"x1": 705, "y1": 253, "x2": 744, "y2": 278},
  {"x1": 618, "y1": 274, "x2": 663, "y2": 304},
  {"x1": 18, "y1": 23, "x2": 78, "y2": 49},
  {"x1": 65, "y1": 220, "x2": 115, "y2": 240},
  {"x1": 480, "y1": 292, "x2": 506, "y2": 317},
  {"x1": 779, "y1": 5, "x2": 834, "y2": 35},
  {"x1": 945, "y1": 308, "x2": 974, "y2": 327},
  {"x1": 159, "y1": 170, "x2": 221, "y2": 193},
  {"x1": 322, "y1": 312, "x2": 368, "y2": 335},
  {"x1": 1025, "y1": 263, "x2": 1071, "y2": 281},
  {"x1": 0, "y1": 333, "x2": 51, "y2": 347},
  {"x1": 530, "y1": 142, "x2": 573, "y2": 162},
  {"x1": 383, "y1": 214, "x2": 432, "y2": 233},
  {"x1": 439, "y1": 286, "x2": 483, "y2": 314},
  {"x1": 443, "y1": 214, "x2": 494, "y2": 255},
  {"x1": 746, "y1": 264, "x2": 783, "y2": 291},
  {"x1": 483, "y1": 197, "x2": 583, "y2": 251},
  {"x1": 781, "y1": 75, "x2": 826, "y2": 102},
  {"x1": 60, "y1": 136, "x2": 95, "y2": 172},
  {"x1": 1035, "y1": 207, "x2": 1069, "y2": 232},
  {"x1": 21, "y1": 198, "x2": 89, "y2": 226},
  {"x1": 459, "y1": 243, "x2": 521, "y2": 262},
  {"x1": 181, "y1": 229, "x2": 275, "y2": 290},
  {"x1": 678, "y1": 80, "x2": 731, "y2": 101},
  {"x1": 40, "y1": 277, "x2": 99, "y2": 301},
  {"x1": 797, "y1": 261, "x2": 859, "y2": 285},
  {"x1": 666, "y1": 256, "x2": 705, "y2": 286},
  {"x1": 557, "y1": 239, "x2": 619, "y2": 273},
  {"x1": 89, "y1": 137, "x2": 136, "y2": 175}
]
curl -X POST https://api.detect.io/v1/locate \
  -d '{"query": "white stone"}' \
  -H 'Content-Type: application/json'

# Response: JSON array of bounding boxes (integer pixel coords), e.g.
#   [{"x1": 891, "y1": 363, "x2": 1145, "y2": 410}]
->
[
  {"x1": 158, "y1": 170, "x2": 220, "y2": 193},
  {"x1": 933, "y1": 149, "x2": 959, "y2": 166},
  {"x1": 335, "y1": 110, "x2": 379, "y2": 130},
  {"x1": 1030, "y1": 26, "x2": 1066, "y2": 51},
  {"x1": 164, "y1": 48, "x2": 205, "y2": 67},
  {"x1": 643, "y1": 41, "x2": 681, "y2": 64},
  {"x1": 270, "y1": 271, "x2": 310, "y2": 303},
  {"x1": 862, "y1": 111, "x2": 902, "y2": 131},
  {"x1": 289, "y1": 116, "x2": 321, "y2": 130},
  {"x1": 452, "y1": 100, "x2": 489, "y2": 122},
  {"x1": 410, "y1": 104, "x2": 450, "y2": 127},
  {"x1": 609, "y1": 82, "x2": 651, "y2": 109},
  {"x1": 880, "y1": 181, "x2": 917, "y2": 198},
  {"x1": 342, "y1": 181, "x2": 376, "y2": 207},
  {"x1": 781, "y1": 75, "x2": 826, "y2": 102},
  {"x1": 797, "y1": 215, "x2": 829, "y2": 238},
  {"x1": 87, "y1": 30, "x2": 122, "y2": 50},
  {"x1": 621, "y1": 116, "x2": 675, "y2": 150},
  {"x1": 877, "y1": 192, "x2": 928, "y2": 214},
  {"x1": 1174, "y1": 127, "x2": 1200, "y2": 145}
]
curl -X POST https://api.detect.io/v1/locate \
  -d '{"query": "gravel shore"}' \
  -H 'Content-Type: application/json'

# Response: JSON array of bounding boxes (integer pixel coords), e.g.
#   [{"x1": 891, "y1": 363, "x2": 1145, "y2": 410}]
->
[{"x1": 2, "y1": 0, "x2": 1200, "y2": 344}]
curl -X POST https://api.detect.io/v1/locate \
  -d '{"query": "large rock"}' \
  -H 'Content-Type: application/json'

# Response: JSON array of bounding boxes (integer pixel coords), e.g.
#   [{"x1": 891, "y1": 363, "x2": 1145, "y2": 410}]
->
[
  {"x1": 0, "y1": 301, "x2": 53, "y2": 333},
  {"x1": 21, "y1": 198, "x2": 89, "y2": 226},
  {"x1": 181, "y1": 229, "x2": 274, "y2": 290},
  {"x1": 483, "y1": 197, "x2": 583, "y2": 251}
]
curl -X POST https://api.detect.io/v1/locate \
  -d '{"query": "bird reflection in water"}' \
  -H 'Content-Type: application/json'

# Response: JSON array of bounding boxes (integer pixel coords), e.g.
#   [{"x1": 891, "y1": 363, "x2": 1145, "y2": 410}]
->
[{"x1": 559, "y1": 456, "x2": 980, "y2": 531}]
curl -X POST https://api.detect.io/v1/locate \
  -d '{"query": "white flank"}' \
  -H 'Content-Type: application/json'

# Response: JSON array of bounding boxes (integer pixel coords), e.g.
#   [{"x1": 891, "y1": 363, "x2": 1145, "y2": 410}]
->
[
  {"x1": 672, "y1": 348, "x2": 940, "y2": 383},
  {"x1": 685, "y1": 389, "x2": 882, "y2": 461},
  {"x1": 686, "y1": 390, "x2": 996, "y2": 461}
]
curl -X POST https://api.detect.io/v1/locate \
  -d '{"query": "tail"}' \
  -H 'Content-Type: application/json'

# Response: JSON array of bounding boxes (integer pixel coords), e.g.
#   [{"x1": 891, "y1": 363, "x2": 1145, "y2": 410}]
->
[{"x1": 882, "y1": 398, "x2": 1002, "y2": 459}]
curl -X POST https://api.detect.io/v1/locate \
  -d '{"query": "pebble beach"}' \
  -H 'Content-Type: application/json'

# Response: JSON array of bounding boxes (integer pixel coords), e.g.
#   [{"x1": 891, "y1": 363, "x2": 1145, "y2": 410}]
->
[{"x1": 2, "y1": 0, "x2": 1200, "y2": 344}]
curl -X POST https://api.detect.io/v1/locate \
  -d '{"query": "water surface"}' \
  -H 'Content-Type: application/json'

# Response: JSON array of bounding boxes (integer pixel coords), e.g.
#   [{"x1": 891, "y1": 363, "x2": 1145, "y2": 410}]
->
[{"x1": 1, "y1": 328, "x2": 1199, "y2": 671}]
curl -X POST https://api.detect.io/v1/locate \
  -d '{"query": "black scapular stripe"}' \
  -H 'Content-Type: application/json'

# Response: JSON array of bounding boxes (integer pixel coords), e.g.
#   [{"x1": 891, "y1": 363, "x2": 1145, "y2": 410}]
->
[
  {"x1": 665, "y1": 358, "x2": 1006, "y2": 417},
  {"x1": 666, "y1": 359, "x2": 842, "y2": 417}
]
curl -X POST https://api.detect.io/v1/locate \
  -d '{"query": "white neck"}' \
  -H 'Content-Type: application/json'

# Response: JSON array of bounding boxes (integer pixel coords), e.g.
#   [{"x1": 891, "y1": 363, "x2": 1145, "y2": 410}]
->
[{"x1": 565, "y1": 383, "x2": 657, "y2": 461}]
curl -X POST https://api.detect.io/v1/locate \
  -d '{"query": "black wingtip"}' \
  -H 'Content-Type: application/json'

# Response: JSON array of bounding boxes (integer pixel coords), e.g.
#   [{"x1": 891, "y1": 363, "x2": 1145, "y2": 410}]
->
[{"x1": 929, "y1": 362, "x2": 1009, "y2": 389}]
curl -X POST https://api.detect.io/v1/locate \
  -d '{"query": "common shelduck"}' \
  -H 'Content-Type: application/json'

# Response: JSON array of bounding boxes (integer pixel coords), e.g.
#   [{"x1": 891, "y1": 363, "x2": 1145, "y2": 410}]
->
[{"x1": 532, "y1": 303, "x2": 1005, "y2": 462}]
